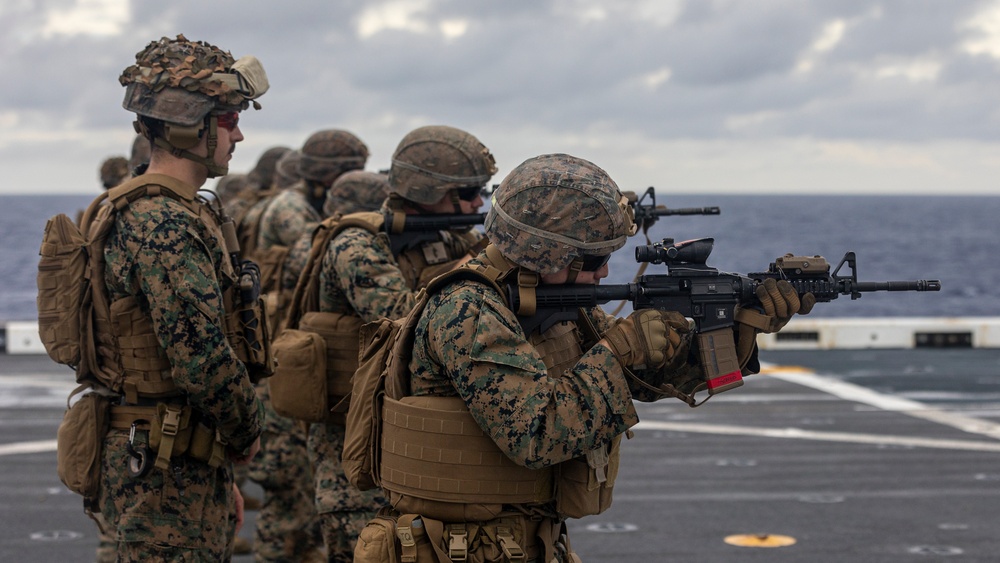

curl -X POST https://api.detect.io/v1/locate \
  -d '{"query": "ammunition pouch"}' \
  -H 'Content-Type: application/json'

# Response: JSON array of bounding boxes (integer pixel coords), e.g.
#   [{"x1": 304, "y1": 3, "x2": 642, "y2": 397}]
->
[
  {"x1": 109, "y1": 403, "x2": 227, "y2": 470},
  {"x1": 554, "y1": 435, "x2": 620, "y2": 519},
  {"x1": 269, "y1": 311, "x2": 361, "y2": 424},
  {"x1": 356, "y1": 507, "x2": 577, "y2": 563}
]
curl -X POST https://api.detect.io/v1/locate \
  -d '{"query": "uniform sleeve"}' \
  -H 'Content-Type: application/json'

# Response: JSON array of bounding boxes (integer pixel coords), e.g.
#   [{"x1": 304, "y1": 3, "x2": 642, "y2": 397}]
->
[
  {"x1": 415, "y1": 282, "x2": 639, "y2": 469},
  {"x1": 133, "y1": 217, "x2": 263, "y2": 451},
  {"x1": 327, "y1": 227, "x2": 420, "y2": 322}
]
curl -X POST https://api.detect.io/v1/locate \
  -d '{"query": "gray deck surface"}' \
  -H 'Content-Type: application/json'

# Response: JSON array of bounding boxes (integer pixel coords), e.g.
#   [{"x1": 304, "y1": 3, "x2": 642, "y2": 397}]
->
[{"x1": 3, "y1": 348, "x2": 999, "y2": 562}]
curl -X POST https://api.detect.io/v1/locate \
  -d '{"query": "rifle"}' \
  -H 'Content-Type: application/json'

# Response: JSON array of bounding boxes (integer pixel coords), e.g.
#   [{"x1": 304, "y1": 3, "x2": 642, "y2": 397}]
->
[
  {"x1": 383, "y1": 211, "x2": 487, "y2": 255},
  {"x1": 382, "y1": 188, "x2": 719, "y2": 255},
  {"x1": 625, "y1": 187, "x2": 720, "y2": 233},
  {"x1": 510, "y1": 237, "x2": 941, "y2": 395}
]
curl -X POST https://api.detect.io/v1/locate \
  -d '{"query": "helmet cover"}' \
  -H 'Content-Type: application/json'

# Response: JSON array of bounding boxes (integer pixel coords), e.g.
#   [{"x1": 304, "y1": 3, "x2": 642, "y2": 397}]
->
[
  {"x1": 388, "y1": 125, "x2": 496, "y2": 205},
  {"x1": 485, "y1": 153, "x2": 636, "y2": 274}
]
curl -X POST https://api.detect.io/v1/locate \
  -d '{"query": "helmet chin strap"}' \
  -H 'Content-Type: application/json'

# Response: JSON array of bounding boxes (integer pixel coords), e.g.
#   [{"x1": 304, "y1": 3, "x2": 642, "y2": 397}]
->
[{"x1": 137, "y1": 115, "x2": 228, "y2": 178}]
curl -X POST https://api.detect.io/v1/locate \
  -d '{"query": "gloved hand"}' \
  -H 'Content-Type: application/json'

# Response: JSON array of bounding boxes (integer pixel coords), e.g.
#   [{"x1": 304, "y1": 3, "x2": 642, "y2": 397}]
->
[
  {"x1": 603, "y1": 310, "x2": 692, "y2": 370},
  {"x1": 754, "y1": 278, "x2": 815, "y2": 333}
]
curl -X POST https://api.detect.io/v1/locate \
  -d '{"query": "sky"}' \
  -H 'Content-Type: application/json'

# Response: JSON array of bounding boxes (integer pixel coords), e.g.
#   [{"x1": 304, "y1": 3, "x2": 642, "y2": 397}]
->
[{"x1": 2, "y1": 0, "x2": 1000, "y2": 195}]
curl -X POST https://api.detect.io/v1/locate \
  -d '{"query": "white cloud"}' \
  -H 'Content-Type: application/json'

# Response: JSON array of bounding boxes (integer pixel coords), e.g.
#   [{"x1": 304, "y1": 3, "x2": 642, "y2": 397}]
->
[
  {"x1": 962, "y1": 0, "x2": 1000, "y2": 58},
  {"x1": 643, "y1": 67, "x2": 672, "y2": 89},
  {"x1": 41, "y1": 0, "x2": 129, "y2": 38},
  {"x1": 440, "y1": 19, "x2": 468, "y2": 40},
  {"x1": 356, "y1": 0, "x2": 432, "y2": 38},
  {"x1": 796, "y1": 19, "x2": 846, "y2": 73},
  {"x1": 873, "y1": 58, "x2": 942, "y2": 82}
]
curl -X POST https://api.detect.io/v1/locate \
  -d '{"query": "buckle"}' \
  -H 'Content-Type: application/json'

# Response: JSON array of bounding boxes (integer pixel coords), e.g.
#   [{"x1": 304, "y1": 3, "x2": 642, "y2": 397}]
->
[
  {"x1": 448, "y1": 527, "x2": 468, "y2": 561},
  {"x1": 161, "y1": 405, "x2": 181, "y2": 437},
  {"x1": 496, "y1": 526, "x2": 525, "y2": 562}
]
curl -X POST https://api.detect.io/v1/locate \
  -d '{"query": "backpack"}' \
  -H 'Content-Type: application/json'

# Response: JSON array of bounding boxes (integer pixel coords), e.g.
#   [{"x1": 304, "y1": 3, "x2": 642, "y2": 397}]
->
[
  {"x1": 342, "y1": 267, "x2": 504, "y2": 490},
  {"x1": 268, "y1": 213, "x2": 383, "y2": 423},
  {"x1": 37, "y1": 175, "x2": 208, "y2": 388}
]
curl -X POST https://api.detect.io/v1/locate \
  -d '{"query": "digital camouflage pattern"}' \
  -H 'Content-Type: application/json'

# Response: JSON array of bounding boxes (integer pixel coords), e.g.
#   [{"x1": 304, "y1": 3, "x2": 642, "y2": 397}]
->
[
  {"x1": 388, "y1": 125, "x2": 496, "y2": 204},
  {"x1": 298, "y1": 129, "x2": 368, "y2": 186},
  {"x1": 485, "y1": 153, "x2": 636, "y2": 275},
  {"x1": 323, "y1": 170, "x2": 390, "y2": 217},
  {"x1": 309, "y1": 216, "x2": 482, "y2": 559},
  {"x1": 99, "y1": 156, "x2": 129, "y2": 189},
  {"x1": 317, "y1": 224, "x2": 481, "y2": 321},
  {"x1": 257, "y1": 184, "x2": 322, "y2": 250},
  {"x1": 408, "y1": 254, "x2": 695, "y2": 468},
  {"x1": 248, "y1": 384, "x2": 324, "y2": 561},
  {"x1": 100, "y1": 186, "x2": 263, "y2": 558}
]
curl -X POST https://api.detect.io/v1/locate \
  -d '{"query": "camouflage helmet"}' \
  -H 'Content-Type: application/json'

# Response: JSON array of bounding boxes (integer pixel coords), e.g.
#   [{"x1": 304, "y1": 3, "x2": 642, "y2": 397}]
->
[
  {"x1": 99, "y1": 156, "x2": 129, "y2": 189},
  {"x1": 120, "y1": 34, "x2": 268, "y2": 126},
  {"x1": 485, "y1": 154, "x2": 637, "y2": 275},
  {"x1": 120, "y1": 35, "x2": 268, "y2": 178},
  {"x1": 215, "y1": 173, "x2": 250, "y2": 204},
  {"x1": 388, "y1": 125, "x2": 496, "y2": 205},
  {"x1": 297, "y1": 129, "x2": 368, "y2": 186},
  {"x1": 273, "y1": 150, "x2": 303, "y2": 190},
  {"x1": 324, "y1": 171, "x2": 390, "y2": 216},
  {"x1": 247, "y1": 146, "x2": 291, "y2": 190}
]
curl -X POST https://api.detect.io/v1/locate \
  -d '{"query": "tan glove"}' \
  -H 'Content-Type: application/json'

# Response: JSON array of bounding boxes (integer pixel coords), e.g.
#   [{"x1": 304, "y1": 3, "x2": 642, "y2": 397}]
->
[
  {"x1": 735, "y1": 278, "x2": 816, "y2": 369},
  {"x1": 603, "y1": 310, "x2": 691, "y2": 370},
  {"x1": 753, "y1": 278, "x2": 815, "y2": 333}
]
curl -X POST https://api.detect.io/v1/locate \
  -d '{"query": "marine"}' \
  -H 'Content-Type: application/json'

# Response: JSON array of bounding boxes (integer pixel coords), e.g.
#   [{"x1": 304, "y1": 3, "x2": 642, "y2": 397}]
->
[
  {"x1": 96, "y1": 34, "x2": 268, "y2": 561},
  {"x1": 308, "y1": 125, "x2": 496, "y2": 562},
  {"x1": 249, "y1": 130, "x2": 371, "y2": 562},
  {"x1": 354, "y1": 153, "x2": 813, "y2": 562}
]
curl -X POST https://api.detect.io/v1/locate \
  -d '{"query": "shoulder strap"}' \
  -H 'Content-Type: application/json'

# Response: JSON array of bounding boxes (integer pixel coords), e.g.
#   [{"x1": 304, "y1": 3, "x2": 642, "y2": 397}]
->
[
  {"x1": 284, "y1": 211, "x2": 387, "y2": 330},
  {"x1": 385, "y1": 265, "x2": 510, "y2": 400}
]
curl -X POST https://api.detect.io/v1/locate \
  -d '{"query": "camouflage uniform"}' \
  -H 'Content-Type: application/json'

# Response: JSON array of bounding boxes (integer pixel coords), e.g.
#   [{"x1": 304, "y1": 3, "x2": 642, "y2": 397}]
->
[
  {"x1": 100, "y1": 182, "x2": 264, "y2": 560},
  {"x1": 251, "y1": 131, "x2": 369, "y2": 562},
  {"x1": 248, "y1": 180, "x2": 325, "y2": 562},
  {"x1": 216, "y1": 172, "x2": 252, "y2": 221},
  {"x1": 256, "y1": 183, "x2": 322, "y2": 250},
  {"x1": 312, "y1": 126, "x2": 493, "y2": 562},
  {"x1": 98, "y1": 34, "x2": 268, "y2": 561}
]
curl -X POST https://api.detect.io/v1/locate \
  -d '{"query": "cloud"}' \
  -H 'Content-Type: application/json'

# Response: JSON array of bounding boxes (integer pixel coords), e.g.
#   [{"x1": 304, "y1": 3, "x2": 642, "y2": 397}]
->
[
  {"x1": 41, "y1": 0, "x2": 129, "y2": 38},
  {"x1": 1, "y1": 0, "x2": 1000, "y2": 195}
]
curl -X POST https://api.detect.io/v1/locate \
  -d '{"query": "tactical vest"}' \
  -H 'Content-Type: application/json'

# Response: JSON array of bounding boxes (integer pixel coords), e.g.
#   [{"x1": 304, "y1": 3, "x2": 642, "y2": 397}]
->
[
  {"x1": 379, "y1": 247, "x2": 621, "y2": 525},
  {"x1": 84, "y1": 174, "x2": 268, "y2": 402},
  {"x1": 59, "y1": 174, "x2": 271, "y2": 472}
]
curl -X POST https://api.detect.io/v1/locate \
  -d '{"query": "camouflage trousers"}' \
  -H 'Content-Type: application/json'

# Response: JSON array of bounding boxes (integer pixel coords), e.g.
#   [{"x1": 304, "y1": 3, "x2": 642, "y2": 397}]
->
[
  {"x1": 93, "y1": 512, "x2": 116, "y2": 563},
  {"x1": 308, "y1": 421, "x2": 388, "y2": 562},
  {"x1": 250, "y1": 385, "x2": 323, "y2": 561},
  {"x1": 99, "y1": 429, "x2": 237, "y2": 561}
]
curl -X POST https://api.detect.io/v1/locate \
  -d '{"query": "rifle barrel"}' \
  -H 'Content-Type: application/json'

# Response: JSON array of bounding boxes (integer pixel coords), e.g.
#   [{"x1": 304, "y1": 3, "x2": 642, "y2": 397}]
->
[{"x1": 658, "y1": 206, "x2": 721, "y2": 216}]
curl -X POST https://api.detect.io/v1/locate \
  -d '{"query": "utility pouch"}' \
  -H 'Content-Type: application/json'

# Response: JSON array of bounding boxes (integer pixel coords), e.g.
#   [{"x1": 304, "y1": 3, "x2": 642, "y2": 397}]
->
[
  {"x1": 354, "y1": 508, "x2": 401, "y2": 563},
  {"x1": 148, "y1": 404, "x2": 194, "y2": 470},
  {"x1": 227, "y1": 295, "x2": 275, "y2": 384},
  {"x1": 555, "y1": 434, "x2": 621, "y2": 519},
  {"x1": 269, "y1": 328, "x2": 328, "y2": 422},
  {"x1": 56, "y1": 389, "x2": 111, "y2": 500}
]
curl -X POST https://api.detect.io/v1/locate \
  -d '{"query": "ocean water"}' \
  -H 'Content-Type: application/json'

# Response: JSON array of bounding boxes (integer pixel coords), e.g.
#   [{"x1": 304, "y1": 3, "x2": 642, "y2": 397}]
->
[{"x1": 2, "y1": 193, "x2": 996, "y2": 322}]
